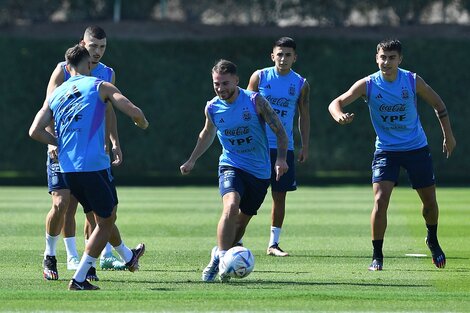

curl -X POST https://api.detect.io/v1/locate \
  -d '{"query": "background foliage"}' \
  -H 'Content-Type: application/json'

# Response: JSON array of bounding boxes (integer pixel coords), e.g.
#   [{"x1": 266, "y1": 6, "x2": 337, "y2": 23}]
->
[{"x1": 0, "y1": 36, "x2": 468, "y2": 184}]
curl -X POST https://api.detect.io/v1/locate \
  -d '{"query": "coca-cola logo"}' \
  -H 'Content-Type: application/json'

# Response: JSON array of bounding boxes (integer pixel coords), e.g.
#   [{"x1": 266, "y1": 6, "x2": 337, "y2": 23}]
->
[
  {"x1": 265, "y1": 95, "x2": 289, "y2": 107},
  {"x1": 224, "y1": 127, "x2": 250, "y2": 136},
  {"x1": 379, "y1": 104, "x2": 406, "y2": 112}
]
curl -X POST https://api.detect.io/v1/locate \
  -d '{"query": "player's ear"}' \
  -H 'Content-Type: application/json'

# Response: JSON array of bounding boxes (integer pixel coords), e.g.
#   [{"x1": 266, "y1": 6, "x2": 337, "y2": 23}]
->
[{"x1": 271, "y1": 53, "x2": 275, "y2": 62}]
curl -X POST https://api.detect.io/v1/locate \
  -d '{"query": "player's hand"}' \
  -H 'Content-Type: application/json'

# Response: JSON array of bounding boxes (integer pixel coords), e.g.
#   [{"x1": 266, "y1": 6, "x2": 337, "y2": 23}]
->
[
  {"x1": 337, "y1": 112, "x2": 355, "y2": 125},
  {"x1": 134, "y1": 117, "x2": 149, "y2": 130},
  {"x1": 180, "y1": 160, "x2": 195, "y2": 175},
  {"x1": 48, "y1": 145, "x2": 58, "y2": 160},
  {"x1": 297, "y1": 147, "x2": 309, "y2": 163},
  {"x1": 111, "y1": 146, "x2": 123, "y2": 166},
  {"x1": 275, "y1": 159, "x2": 289, "y2": 181},
  {"x1": 443, "y1": 135, "x2": 456, "y2": 159}
]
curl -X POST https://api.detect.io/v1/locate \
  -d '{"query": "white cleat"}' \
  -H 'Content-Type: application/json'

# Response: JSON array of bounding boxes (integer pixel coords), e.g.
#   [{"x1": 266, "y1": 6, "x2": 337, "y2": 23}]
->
[
  {"x1": 202, "y1": 246, "x2": 220, "y2": 282},
  {"x1": 67, "y1": 256, "x2": 80, "y2": 270}
]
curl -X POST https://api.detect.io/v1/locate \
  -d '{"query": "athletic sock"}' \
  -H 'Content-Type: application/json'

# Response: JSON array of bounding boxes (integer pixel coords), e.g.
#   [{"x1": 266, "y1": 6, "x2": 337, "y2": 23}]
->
[
  {"x1": 372, "y1": 239, "x2": 384, "y2": 260},
  {"x1": 44, "y1": 233, "x2": 59, "y2": 257},
  {"x1": 101, "y1": 242, "x2": 113, "y2": 258},
  {"x1": 268, "y1": 226, "x2": 282, "y2": 247},
  {"x1": 113, "y1": 242, "x2": 133, "y2": 263},
  {"x1": 72, "y1": 253, "x2": 95, "y2": 282},
  {"x1": 426, "y1": 224, "x2": 439, "y2": 245},
  {"x1": 63, "y1": 237, "x2": 79, "y2": 259}
]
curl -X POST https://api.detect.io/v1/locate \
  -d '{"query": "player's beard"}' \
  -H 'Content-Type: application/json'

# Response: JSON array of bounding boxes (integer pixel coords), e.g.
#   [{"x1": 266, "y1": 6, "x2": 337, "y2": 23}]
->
[{"x1": 219, "y1": 88, "x2": 236, "y2": 101}]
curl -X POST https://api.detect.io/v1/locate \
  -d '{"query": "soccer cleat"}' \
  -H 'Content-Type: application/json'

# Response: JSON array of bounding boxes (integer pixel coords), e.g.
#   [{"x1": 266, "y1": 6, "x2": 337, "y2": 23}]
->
[
  {"x1": 218, "y1": 258, "x2": 231, "y2": 283},
  {"x1": 202, "y1": 246, "x2": 220, "y2": 282},
  {"x1": 67, "y1": 256, "x2": 80, "y2": 270},
  {"x1": 68, "y1": 279, "x2": 100, "y2": 291},
  {"x1": 426, "y1": 237, "x2": 446, "y2": 268},
  {"x1": 100, "y1": 253, "x2": 126, "y2": 270},
  {"x1": 86, "y1": 266, "x2": 99, "y2": 281},
  {"x1": 267, "y1": 244, "x2": 289, "y2": 257},
  {"x1": 126, "y1": 243, "x2": 146, "y2": 272},
  {"x1": 368, "y1": 258, "x2": 383, "y2": 271},
  {"x1": 43, "y1": 255, "x2": 59, "y2": 280}
]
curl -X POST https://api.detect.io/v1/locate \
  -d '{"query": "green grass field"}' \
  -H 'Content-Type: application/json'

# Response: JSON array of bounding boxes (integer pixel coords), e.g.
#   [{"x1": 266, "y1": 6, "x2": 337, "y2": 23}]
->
[{"x1": 0, "y1": 186, "x2": 469, "y2": 312}]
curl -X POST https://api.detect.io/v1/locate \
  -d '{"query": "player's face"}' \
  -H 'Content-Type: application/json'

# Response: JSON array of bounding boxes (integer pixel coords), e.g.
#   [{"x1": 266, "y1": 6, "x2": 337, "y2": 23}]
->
[
  {"x1": 271, "y1": 46, "x2": 296, "y2": 74},
  {"x1": 81, "y1": 35, "x2": 107, "y2": 65},
  {"x1": 212, "y1": 72, "x2": 239, "y2": 102},
  {"x1": 376, "y1": 48, "x2": 402, "y2": 80}
]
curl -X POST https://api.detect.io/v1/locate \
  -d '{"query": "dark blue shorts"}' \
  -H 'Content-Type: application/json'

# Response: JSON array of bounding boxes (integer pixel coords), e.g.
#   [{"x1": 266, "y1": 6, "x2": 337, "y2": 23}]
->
[
  {"x1": 270, "y1": 149, "x2": 297, "y2": 192},
  {"x1": 371, "y1": 146, "x2": 435, "y2": 189},
  {"x1": 64, "y1": 168, "x2": 118, "y2": 218},
  {"x1": 47, "y1": 154, "x2": 67, "y2": 193},
  {"x1": 218, "y1": 166, "x2": 270, "y2": 216}
]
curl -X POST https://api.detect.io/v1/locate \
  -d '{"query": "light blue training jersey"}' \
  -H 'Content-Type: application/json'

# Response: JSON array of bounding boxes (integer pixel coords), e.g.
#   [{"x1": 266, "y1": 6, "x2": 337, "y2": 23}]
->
[
  {"x1": 60, "y1": 61, "x2": 114, "y2": 83},
  {"x1": 258, "y1": 67, "x2": 305, "y2": 150},
  {"x1": 48, "y1": 75, "x2": 109, "y2": 172},
  {"x1": 366, "y1": 68, "x2": 428, "y2": 151},
  {"x1": 207, "y1": 88, "x2": 270, "y2": 179}
]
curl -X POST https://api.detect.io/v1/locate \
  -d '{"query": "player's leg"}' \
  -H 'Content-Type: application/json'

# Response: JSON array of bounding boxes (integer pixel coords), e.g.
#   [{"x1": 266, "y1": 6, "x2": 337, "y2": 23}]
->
[
  {"x1": 267, "y1": 149, "x2": 295, "y2": 256},
  {"x1": 406, "y1": 146, "x2": 445, "y2": 268},
  {"x1": 44, "y1": 188, "x2": 70, "y2": 280},
  {"x1": 108, "y1": 222, "x2": 145, "y2": 272},
  {"x1": 70, "y1": 209, "x2": 115, "y2": 290},
  {"x1": 267, "y1": 191, "x2": 288, "y2": 256},
  {"x1": 369, "y1": 181, "x2": 394, "y2": 271},
  {"x1": 62, "y1": 195, "x2": 80, "y2": 270}
]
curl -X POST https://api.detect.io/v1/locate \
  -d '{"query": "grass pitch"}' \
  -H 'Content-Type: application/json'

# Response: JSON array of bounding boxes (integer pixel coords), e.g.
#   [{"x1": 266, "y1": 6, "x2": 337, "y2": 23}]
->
[{"x1": 0, "y1": 186, "x2": 469, "y2": 312}]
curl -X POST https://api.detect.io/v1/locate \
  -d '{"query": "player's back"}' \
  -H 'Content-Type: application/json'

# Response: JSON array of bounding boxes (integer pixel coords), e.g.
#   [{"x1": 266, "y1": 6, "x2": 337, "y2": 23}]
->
[{"x1": 49, "y1": 75, "x2": 109, "y2": 172}]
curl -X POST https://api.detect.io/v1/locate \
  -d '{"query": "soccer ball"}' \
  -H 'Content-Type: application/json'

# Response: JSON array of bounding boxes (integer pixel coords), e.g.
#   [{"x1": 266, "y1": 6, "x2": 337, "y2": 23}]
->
[{"x1": 221, "y1": 246, "x2": 255, "y2": 278}]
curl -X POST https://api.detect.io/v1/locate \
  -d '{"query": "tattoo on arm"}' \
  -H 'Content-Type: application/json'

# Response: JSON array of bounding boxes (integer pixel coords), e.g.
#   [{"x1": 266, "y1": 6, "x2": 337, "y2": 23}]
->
[
  {"x1": 256, "y1": 96, "x2": 281, "y2": 131},
  {"x1": 436, "y1": 108, "x2": 448, "y2": 119}
]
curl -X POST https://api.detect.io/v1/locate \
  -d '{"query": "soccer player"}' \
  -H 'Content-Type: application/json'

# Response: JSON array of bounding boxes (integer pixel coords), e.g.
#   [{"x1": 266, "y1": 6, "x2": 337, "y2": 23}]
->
[
  {"x1": 328, "y1": 39, "x2": 456, "y2": 271},
  {"x1": 246, "y1": 37, "x2": 310, "y2": 257},
  {"x1": 43, "y1": 25, "x2": 125, "y2": 282},
  {"x1": 180, "y1": 59, "x2": 289, "y2": 282},
  {"x1": 29, "y1": 44, "x2": 148, "y2": 290}
]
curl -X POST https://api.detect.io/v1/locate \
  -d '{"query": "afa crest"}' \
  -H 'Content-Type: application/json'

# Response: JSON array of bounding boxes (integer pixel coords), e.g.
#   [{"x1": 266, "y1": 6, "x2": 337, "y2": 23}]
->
[
  {"x1": 243, "y1": 110, "x2": 251, "y2": 121},
  {"x1": 401, "y1": 88, "x2": 409, "y2": 99}
]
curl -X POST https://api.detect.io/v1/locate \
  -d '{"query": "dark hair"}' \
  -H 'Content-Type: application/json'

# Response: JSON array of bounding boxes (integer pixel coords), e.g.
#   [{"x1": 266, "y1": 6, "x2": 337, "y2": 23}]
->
[
  {"x1": 274, "y1": 37, "x2": 296, "y2": 50},
  {"x1": 82, "y1": 25, "x2": 107, "y2": 41},
  {"x1": 377, "y1": 39, "x2": 402, "y2": 55},
  {"x1": 212, "y1": 59, "x2": 237, "y2": 75},
  {"x1": 65, "y1": 44, "x2": 90, "y2": 68}
]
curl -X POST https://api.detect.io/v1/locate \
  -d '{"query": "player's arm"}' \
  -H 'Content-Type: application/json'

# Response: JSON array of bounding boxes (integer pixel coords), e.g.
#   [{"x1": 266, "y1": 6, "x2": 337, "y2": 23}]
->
[
  {"x1": 246, "y1": 70, "x2": 260, "y2": 92},
  {"x1": 328, "y1": 78, "x2": 367, "y2": 124},
  {"x1": 99, "y1": 82, "x2": 149, "y2": 130},
  {"x1": 29, "y1": 99, "x2": 57, "y2": 146},
  {"x1": 297, "y1": 80, "x2": 310, "y2": 163},
  {"x1": 255, "y1": 94, "x2": 289, "y2": 181},
  {"x1": 44, "y1": 63, "x2": 66, "y2": 156},
  {"x1": 104, "y1": 71, "x2": 122, "y2": 165},
  {"x1": 416, "y1": 75, "x2": 456, "y2": 158},
  {"x1": 180, "y1": 105, "x2": 217, "y2": 175}
]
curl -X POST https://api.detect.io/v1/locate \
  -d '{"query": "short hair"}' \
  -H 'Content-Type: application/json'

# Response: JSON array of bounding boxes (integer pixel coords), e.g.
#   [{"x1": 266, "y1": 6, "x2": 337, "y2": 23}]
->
[
  {"x1": 377, "y1": 39, "x2": 402, "y2": 55},
  {"x1": 274, "y1": 37, "x2": 296, "y2": 50},
  {"x1": 82, "y1": 25, "x2": 107, "y2": 40},
  {"x1": 212, "y1": 59, "x2": 237, "y2": 75},
  {"x1": 65, "y1": 44, "x2": 90, "y2": 68}
]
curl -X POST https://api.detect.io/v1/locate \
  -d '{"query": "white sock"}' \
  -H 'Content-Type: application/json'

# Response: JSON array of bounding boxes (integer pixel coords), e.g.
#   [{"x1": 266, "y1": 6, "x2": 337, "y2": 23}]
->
[
  {"x1": 113, "y1": 242, "x2": 133, "y2": 263},
  {"x1": 72, "y1": 253, "x2": 95, "y2": 282},
  {"x1": 63, "y1": 237, "x2": 78, "y2": 259},
  {"x1": 44, "y1": 233, "x2": 59, "y2": 257},
  {"x1": 268, "y1": 226, "x2": 282, "y2": 247},
  {"x1": 101, "y1": 242, "x2": 113, "y2": 258},
  {"x1": 217, "y1": 250, "x2": 227, "y2": 260}
]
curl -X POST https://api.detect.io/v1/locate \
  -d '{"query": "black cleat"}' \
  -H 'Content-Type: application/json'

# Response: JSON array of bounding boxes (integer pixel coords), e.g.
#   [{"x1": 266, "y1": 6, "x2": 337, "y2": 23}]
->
[
  {"x1": 86, "y1": 266, "x2": 99, "y2": 281},
  {"x1": 68, "y1": 279, "x2": 100, "y2": 290},
  {"x1": 126, "y1": 243, "x2": 145, "y2": 272},
  {"x1": 426, "y1": 237, "x2": 446, "y2": 268},
  {"x1": 43, "y1": 255, "x2": 58, "y2": 280}
]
